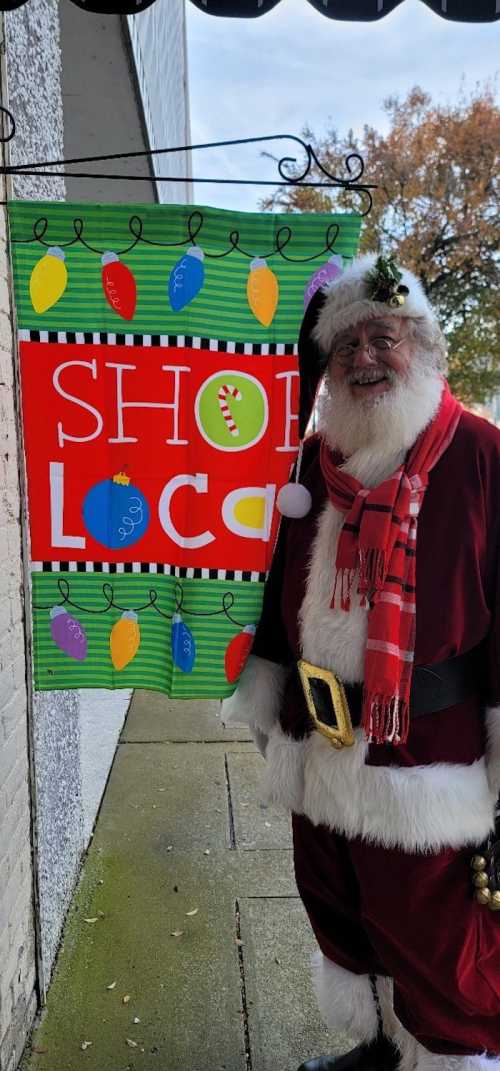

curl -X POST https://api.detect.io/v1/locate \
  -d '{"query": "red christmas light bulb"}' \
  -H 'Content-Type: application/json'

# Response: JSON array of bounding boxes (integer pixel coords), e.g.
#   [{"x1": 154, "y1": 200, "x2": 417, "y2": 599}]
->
[
  {"x1": 101, "y1": 251, "x2": 137, "y2": 321},
  {"x1": 224, "y1": 624, "x2": 256, "y2": 684}
]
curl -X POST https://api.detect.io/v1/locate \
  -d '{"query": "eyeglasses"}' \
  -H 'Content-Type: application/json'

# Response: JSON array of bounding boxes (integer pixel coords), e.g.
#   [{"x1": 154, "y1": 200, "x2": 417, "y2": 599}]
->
[{"x1": 332, "y1": 335, "x2": 407, "y2": 366}]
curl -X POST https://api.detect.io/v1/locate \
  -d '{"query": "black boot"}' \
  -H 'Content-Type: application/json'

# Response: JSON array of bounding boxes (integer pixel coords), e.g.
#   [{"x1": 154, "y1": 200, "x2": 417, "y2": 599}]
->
[{"x1": 297, "y1": 1032, "x2": 400, "y2": 1071}]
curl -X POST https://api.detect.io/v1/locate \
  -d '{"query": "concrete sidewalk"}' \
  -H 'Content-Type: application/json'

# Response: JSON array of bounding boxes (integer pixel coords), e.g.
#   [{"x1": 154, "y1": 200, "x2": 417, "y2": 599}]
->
[{"x1": 21, "y1": 693, "x2": 347, "y2": 1071}]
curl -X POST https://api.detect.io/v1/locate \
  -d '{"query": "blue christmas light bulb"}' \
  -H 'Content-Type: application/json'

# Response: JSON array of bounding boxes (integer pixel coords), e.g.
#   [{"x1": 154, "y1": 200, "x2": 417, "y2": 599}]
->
[
  {"x1": 171, "y1": 611, "x2": 196, "y2": 674},
  {"x1": 168, "y1": 245, "x2": 205, "y2": 312}
]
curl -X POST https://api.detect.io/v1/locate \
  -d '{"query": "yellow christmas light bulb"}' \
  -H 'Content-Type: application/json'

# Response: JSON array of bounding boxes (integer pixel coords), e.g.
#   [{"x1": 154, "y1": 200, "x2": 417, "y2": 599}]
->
[
  {"x1": 29, "y1": 246, "x2": 68, "y2": 314},
  {"x1": 247, "y1": 257, "x2": 279, "y2": 327},
  {"x1": 110, "y1": 611, "x2": 140, "y2": 671}
]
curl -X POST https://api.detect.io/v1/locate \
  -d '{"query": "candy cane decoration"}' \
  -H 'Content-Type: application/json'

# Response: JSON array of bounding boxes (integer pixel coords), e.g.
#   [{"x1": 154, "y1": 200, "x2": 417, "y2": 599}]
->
[{"x1": 217, "y1": 384, "x2": 242, "y2": 437}]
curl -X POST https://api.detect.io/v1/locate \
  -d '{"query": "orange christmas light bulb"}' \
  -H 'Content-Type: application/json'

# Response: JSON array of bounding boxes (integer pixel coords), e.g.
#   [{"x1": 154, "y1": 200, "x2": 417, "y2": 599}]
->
[
  {"x1": 110, "y1": 611, "x2": 140, "y2": 671},
  {"x1": 247, "y1": 257, "x2": 279, "y2": 327}
]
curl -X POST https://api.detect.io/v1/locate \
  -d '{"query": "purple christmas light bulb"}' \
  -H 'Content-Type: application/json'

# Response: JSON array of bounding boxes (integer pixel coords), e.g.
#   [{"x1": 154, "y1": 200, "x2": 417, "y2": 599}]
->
[
  {"x1": 50, "y1": 606, "x2": 88, "y2": 661},
  {"x1": 304, "y1": 254, "x2": 343, "y2": 309}
]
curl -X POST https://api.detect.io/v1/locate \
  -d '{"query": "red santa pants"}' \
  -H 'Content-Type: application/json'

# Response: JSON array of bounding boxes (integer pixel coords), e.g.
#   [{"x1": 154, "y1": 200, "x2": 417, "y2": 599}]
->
[{"x1": 292, "y1": 813, "x2": 500, "y2": 1057}]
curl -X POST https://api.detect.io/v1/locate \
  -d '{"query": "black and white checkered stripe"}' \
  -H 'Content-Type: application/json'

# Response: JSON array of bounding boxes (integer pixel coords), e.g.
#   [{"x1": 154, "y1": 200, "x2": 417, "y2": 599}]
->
[
  {"x1": 19, "y1": 330, "x2": 297, "y2": 356},
  {"x1": 32, "y1": 561, "x2": 267, "y2": 582}
]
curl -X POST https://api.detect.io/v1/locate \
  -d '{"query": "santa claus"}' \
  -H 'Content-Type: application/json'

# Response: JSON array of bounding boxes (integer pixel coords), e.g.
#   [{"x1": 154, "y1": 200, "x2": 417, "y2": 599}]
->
[{"x1": 222, "y1": 254, "x2": 500, "y2": 1071}]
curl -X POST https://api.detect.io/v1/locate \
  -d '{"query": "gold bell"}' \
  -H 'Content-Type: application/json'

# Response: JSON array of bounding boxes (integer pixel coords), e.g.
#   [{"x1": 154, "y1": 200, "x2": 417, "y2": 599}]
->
[
  {"x1": 475, "y1": 887, "x2": 492, "y2": 906},
  {"x1": 473, "y1": 871, "x2": 490, "y2": 889},
  {"x1": 488, "y1": 890, "x2": 500, "y2": 912},
  {"x1": 389, "y1": 293, "x2": 405, "y2": 308},
  {"x1": 471, "y1": 855, "x2": 487, "y2": 871}
]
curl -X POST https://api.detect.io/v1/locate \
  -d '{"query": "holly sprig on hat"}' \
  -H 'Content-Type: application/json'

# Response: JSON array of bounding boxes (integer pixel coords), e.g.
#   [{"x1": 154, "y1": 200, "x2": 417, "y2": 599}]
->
[{"x1": 366, "y1": 255, "x2": 410, "y2": 308}]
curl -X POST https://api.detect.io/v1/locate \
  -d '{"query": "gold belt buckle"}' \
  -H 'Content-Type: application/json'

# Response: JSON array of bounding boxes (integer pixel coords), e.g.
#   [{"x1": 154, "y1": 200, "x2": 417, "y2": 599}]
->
[{"x1": 298, "y1": 659, "x2": 355, "y2": 750}]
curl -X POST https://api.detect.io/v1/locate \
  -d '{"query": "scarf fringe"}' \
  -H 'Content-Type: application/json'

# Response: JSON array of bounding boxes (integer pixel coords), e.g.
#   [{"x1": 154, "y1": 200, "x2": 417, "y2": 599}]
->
[
  {"x1": 332, "y1": 567, "x2": 356, "y2": 612},
  {"x1": 358, "y1": 548, "x2": 387, "y2": 596},
  {"x1": 362, "y1": 691, "x2": 410, "y2": 746}
]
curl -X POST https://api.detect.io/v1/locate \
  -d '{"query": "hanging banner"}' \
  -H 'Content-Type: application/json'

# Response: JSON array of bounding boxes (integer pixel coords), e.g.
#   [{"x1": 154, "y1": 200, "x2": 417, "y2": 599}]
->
[{"x1": 8, "y1": 201, "x2": 361, "y2": 697}]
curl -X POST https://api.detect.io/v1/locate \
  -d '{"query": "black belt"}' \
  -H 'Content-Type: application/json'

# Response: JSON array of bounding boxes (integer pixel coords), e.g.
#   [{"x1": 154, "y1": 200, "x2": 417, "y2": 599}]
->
[{"x1": 298, "y1": 648, "x2": 480, "y2": 737}]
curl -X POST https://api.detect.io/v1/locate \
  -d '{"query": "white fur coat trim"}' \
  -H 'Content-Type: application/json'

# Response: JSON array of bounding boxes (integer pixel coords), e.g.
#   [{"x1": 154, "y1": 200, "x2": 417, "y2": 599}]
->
[
  {"x1": 263, "y1": 723, "x2": 495, "y2": 853},
  {"x1": 220, "y1": 654, "x2": 289, "y2": 735},
  {"x1": 311, "y1": 952, "x2": 379, "y2": 1042},
  {"x1": 485, "y1": 705, "x2": 500, "y2": 796}
]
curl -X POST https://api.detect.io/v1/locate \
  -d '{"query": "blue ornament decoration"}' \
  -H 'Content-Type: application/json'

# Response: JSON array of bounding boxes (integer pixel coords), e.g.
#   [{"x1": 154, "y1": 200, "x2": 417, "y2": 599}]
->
[
  {"x1": 171, "y1": 612, "x2": 196, "y2": 674},
  {"x1": 82, "y1": 472, "x2": 150, "y2": 550},
  {"x1": 168, "y1": 245, "x2": 205, "y2": 312}
]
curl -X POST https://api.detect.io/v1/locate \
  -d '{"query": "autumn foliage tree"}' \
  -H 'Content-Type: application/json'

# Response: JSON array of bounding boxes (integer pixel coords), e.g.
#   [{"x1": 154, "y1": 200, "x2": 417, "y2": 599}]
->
[{"x1": 262, "y1": 86, "x2": 500, "y2": 404}]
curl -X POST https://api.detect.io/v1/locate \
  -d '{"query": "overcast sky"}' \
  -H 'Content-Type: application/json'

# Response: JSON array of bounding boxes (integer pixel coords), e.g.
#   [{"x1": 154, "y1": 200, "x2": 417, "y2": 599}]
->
[{"x1": 185, "y1": 0, "x2": 499, "y2": 213}]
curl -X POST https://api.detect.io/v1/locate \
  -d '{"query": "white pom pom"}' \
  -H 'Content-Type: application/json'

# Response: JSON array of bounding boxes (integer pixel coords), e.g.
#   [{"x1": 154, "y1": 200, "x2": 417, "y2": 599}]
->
[{"x1": 276, "y1": 482, "x2": 312, "y2": 518}]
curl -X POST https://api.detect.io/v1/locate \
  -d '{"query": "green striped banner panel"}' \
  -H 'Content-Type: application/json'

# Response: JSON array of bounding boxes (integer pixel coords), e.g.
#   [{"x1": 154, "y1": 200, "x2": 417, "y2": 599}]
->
[
  {"x1": 8, "y1": 201, "x2": 362, "y2": 339},
  {"x1": 32, "y1": 570, "x2": 264, "y2": 698}
]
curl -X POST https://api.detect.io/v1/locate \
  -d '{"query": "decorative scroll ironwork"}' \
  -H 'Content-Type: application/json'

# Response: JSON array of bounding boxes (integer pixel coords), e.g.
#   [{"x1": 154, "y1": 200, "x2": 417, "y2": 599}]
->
[{"x1": 0, "y1": 107, "x2": 375, "y2": 216}]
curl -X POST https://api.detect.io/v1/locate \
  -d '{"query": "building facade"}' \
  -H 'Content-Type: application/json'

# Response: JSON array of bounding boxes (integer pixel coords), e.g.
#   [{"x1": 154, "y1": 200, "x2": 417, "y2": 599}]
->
[{"x1": 0, "y1": 3, "x2": 191, "y2": 1067}]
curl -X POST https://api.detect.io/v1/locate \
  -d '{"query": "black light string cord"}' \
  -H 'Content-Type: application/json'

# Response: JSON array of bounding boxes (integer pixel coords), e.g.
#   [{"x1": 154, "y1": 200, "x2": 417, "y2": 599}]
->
[
  {"x1": 11, "y1": 211, "x2": 347, "y2": 264},
  {"x1": 0, "y1": 107, "x2": 375, "y2": 216},
  {"x1": 33, "y1": 578, "x2": 249, "y2": 628}
]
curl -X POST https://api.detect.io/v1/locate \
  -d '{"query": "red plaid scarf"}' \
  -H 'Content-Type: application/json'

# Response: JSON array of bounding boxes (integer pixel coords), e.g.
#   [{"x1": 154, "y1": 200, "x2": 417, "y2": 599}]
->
[{"x1": 319, "y1": 381, "x2": 462, "y2": 745}]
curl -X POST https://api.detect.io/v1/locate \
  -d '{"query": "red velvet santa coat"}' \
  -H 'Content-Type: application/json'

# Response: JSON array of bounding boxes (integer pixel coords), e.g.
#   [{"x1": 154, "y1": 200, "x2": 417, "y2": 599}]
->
[
  {"x1": 224, "y1": 406, "x2": 500, "y2": 855},
  {"x1": 221, "y1": 405, "x2": 500, "y2": 1056}
]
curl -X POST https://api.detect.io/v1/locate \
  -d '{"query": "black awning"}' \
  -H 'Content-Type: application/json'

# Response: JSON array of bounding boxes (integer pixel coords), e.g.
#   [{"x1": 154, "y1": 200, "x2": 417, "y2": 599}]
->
[{"x1": 188, "y1": 0, "x2": 498, "y2": 22}]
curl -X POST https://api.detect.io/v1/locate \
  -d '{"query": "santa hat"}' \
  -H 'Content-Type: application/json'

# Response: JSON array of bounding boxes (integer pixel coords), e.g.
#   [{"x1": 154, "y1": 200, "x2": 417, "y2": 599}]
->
[
  {"x1": 313, "y1": 253, "x2": 439, "y2": 354},
  {"x1": 277, "y1": 253, "x2": 441, "y2": 519}
]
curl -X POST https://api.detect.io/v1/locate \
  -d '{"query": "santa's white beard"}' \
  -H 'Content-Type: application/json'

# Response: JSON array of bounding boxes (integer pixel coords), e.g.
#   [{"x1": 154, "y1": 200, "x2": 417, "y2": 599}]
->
[{"x1": 318, "y1": 356, "x2": 444, "y2": 461}]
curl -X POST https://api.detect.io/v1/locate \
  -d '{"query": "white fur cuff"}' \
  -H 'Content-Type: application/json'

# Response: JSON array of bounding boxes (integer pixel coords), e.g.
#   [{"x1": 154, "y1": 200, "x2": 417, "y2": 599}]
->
[
  {"x1": 415, "y1": 1047, "x2": 500, "y2": 1071},
  {"x1": 220, "y1": 654, "x2": 290, "y2": 736},
  {"x1": 311, "y1": 952, "x2": 379, "y2": 1043},
  {"x1": 260, "y1": 724, "x2": 305, "y2": 813}
]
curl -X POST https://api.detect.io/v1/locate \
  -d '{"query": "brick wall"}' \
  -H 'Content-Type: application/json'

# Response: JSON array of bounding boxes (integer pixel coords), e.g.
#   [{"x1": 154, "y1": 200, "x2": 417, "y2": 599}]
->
[{"x1": 0, "y1": 186, "x2": 38, "y2": 1069}]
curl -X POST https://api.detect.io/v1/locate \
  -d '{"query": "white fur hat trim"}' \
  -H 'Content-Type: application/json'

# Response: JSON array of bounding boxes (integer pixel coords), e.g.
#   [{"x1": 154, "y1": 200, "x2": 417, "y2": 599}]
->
[{"x1": 312, "y1": 253, "x2": 439, "y2": 355}]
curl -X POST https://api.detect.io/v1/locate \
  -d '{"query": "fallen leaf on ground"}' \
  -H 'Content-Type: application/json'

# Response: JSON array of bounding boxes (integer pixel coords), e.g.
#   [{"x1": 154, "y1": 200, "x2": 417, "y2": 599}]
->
[
  {"x1": 106, "y1": 981, "x2": 117, "y2": 990},
  {"x1": 203, "y1": 849, "x2": 210, "y2": 855},
  {"x1": 133, "y1": 1017, "x2": 141, "y2": 1024},
  {"x1": 185, "y1": 908, "x2": 198, "y2": 916},
  {"x1": 126, "y1": 1038, "x2": 138, "y2": 1048},
  {"x1": 275, "y1": 957, "x2": 281, "y2": 965},
  {"x1": 83, "y1": 917, "x2": 98, "y2": 924},
  {"x1": 97, "y1": 911, "x2": 105, "y2": 918},
  {"x1": 122, "y1": 994, "x2": 131, "y2": 1004},
  {"x1": 166, "y1": 845, "x2": 173, "y2": 852},
  {"x1": 171, "y1": 929, "x2": 184, "y2": 937},
  {"x1": 80, "y1": 1041, "x2": 92, "y2": 1050},
  {"x1": 264, "y1": 822, "x2": 271, "y2": 828},
  {"x1": 31, "y1": 1046, "x2": 48, "y2": 1054}
]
